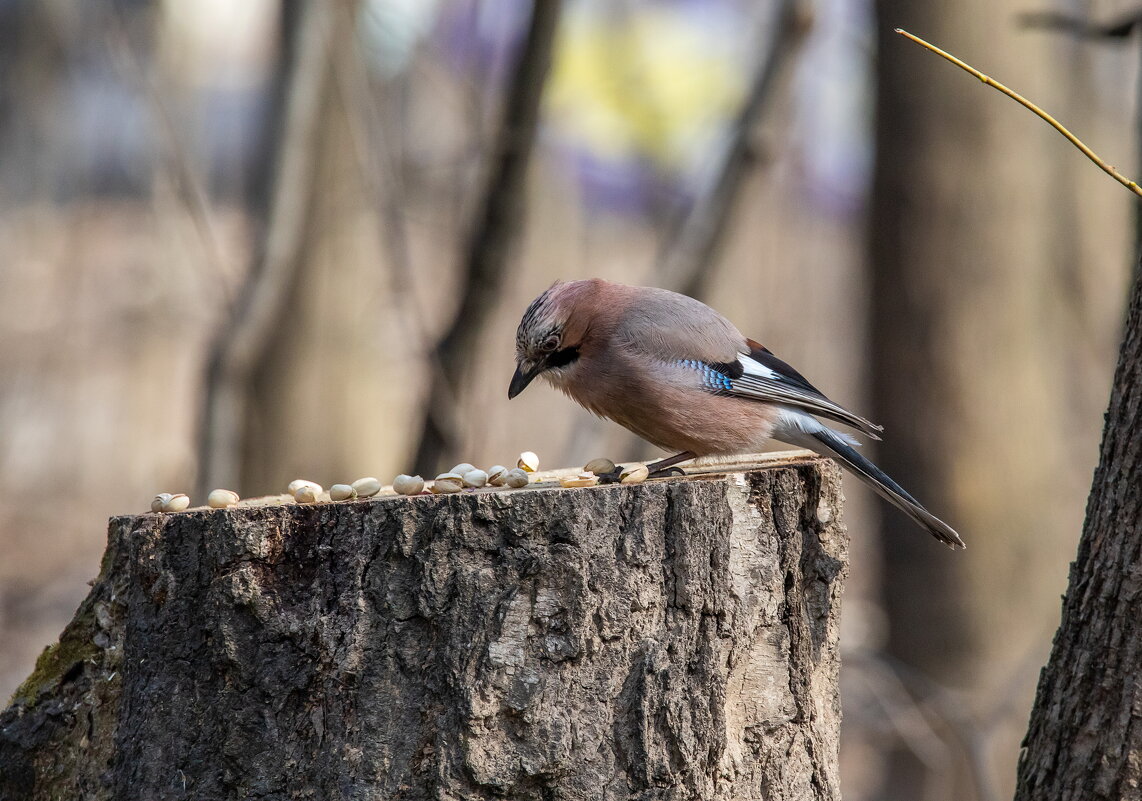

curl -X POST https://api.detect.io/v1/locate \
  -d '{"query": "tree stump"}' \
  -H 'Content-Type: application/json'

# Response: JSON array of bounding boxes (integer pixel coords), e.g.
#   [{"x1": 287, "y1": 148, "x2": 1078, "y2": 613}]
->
[{"x1": 0, "y1": 453, "x2": 848, "y2": 801}]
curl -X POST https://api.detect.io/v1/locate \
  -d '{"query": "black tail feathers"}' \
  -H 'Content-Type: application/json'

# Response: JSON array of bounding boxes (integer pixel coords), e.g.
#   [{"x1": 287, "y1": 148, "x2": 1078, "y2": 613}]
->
[{"x1": 809, "y1": 428, "x2": 965, "y2": 549}]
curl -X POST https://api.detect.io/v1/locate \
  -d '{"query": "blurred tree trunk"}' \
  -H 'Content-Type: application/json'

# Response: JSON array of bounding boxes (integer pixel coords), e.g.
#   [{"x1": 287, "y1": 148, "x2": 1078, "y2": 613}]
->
[
  {"x1": 1014, "y1": 261, "x2": 1142, "y2": 799},
  {"x1": 413, "y1": 0, "x2": 562, "y2": 475},
  {"x1": 198, "y1": 0, "x2": 420, "y2": 496},
  {"x1": 869, "y1": 4, "x2": 1130, "y2": 798},
  {"x1": 0, "y1": 2, "x2": 53, "y2": 201},
  {"x1": 197, "y1": 0, "x2": 330, "y2": 496},
  {"x1": 238, "y1": 0, "x2": 415, "y2": 495}
]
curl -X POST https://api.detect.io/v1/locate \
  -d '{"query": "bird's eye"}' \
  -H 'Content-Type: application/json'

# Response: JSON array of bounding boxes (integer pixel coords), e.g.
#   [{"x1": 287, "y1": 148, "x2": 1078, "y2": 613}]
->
[{"x1": 541, "y1": 335, "x2": 560, "y2": 352}]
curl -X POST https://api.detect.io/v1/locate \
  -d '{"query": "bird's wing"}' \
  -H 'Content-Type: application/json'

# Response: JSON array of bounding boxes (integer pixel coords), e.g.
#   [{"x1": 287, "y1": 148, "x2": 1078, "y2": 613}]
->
[
  {"x1": 695, "y1": 339, "x2": 884, "y2": 439},
  {"x1": 612, "y1": 292, "x2": 882, "y2": 438},
  {"x1": 617, "y1": 287, "x2": 747, "y2": 365}
]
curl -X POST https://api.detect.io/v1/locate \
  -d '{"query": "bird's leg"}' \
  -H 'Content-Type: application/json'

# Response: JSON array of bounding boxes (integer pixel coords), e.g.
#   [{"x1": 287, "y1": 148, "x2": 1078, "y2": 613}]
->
[
  {"x1": 645, "y1": 451, "x2": 695, "y2": 478},
  {"x1": 596, "y1": 451, "x2": 697, "y2": 484}
]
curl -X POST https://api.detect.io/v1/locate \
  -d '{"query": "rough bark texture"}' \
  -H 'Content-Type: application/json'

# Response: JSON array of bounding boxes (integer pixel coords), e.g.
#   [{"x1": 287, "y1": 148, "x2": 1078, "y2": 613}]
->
[
  {"x1": 1014, "y1": 268, "x2": 1142, "y2": 800},
  {"x1": 0, "y1": 456, "x2": 847, "y2": 801}
]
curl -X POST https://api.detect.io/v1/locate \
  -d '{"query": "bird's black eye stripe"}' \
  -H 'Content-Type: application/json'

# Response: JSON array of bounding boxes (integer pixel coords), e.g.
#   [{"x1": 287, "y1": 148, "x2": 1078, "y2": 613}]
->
[{"x1": 545, "y1": 345, "x2": 580, "y2": 369}]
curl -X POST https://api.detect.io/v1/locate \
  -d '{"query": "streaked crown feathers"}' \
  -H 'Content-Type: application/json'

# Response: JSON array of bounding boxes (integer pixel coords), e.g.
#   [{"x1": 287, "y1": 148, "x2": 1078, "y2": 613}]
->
[{"x1": 516, "y1": 282, "x2": 569, "y2": 351}]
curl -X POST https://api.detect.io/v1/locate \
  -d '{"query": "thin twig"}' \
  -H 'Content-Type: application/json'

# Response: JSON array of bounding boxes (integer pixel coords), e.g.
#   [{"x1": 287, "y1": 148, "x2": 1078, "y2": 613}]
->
[
  {"x1": 896, "y1": 28, "x2": 1142, "y2": 198},
  {"x1": 106, "y1": 8, "x2": 231, "y2": 305}
]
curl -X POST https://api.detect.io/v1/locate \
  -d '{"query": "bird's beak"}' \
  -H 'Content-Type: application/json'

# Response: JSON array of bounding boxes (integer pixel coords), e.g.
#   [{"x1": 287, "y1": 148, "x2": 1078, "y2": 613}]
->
[{"x1": 508, "y1": 362, "x2": 541, "y2": 399}]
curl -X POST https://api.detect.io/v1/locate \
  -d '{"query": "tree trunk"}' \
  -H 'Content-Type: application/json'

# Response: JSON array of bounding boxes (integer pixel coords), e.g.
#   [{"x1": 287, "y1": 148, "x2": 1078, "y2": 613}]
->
[
  {"x1": 0, "y1": 455, "x2": 847, "y2": 801},
  {"x1": 1013, "y1": 265, "x2": 1142, "y2": 799},
  {"x1": 869, "y1": 3, "x2": 1131, "y2": 796}
]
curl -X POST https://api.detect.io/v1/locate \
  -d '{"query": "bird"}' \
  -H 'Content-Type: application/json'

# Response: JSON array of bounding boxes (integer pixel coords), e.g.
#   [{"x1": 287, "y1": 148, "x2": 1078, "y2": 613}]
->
[{"x1": 508, "y1": 278, "x2": 964, "y2": 549}]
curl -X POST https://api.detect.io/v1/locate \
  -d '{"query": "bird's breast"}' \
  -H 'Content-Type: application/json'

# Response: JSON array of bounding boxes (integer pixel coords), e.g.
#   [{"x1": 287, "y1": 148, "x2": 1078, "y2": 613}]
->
[{"x1": 548, "y1": 358, "x2": 779, "y2": 456}]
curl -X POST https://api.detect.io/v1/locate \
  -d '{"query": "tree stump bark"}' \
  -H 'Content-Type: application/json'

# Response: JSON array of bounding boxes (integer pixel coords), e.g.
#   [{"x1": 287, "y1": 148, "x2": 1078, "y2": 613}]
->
[{"x1": 0, "y1": 454, "x2": 848, "y2": 801}]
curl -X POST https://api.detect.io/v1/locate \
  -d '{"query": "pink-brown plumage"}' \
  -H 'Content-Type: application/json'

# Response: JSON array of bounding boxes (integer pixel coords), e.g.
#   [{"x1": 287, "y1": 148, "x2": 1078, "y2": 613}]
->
[
  {"x1": 535, "y1": 284, "x2": 777, "y2": 454},
  {"x1": 510, "y1": 278, "x2": 964, "y2": 549}
]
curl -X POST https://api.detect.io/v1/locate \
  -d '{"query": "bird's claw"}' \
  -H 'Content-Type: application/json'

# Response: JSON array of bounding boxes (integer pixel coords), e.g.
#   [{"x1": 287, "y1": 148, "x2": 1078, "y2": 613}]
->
[
  {"x1": 595, "y1": 466, "x2": 624, "y2": 485},
  {"x1": 595, "y1": 464, "x2": 686, "y2": 483}
]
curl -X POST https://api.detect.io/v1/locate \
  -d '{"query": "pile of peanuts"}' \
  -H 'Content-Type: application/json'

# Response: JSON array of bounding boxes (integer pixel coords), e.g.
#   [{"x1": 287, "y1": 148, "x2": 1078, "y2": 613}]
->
[{"x1": 150, "y1": 451, "x2": 650, "y2": 514}]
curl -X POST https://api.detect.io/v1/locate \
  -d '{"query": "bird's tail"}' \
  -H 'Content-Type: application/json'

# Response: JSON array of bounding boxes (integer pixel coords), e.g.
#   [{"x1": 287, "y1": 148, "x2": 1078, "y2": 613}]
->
[{"x1": 778, "y1": 416, "x2": 965, "y2": 549}]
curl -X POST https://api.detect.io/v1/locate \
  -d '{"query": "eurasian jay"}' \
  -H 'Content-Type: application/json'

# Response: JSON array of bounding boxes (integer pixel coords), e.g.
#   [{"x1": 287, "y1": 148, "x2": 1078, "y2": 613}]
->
[{"x1": 508, "y1": 278, "x2": 964, "y2": 549}]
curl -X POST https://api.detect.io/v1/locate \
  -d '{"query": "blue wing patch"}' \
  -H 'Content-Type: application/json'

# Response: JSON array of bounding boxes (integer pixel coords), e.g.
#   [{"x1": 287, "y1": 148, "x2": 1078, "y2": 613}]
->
[
  {"x1": 676, "y1": 352, "x2": 884, "y2": 438},
  {"x1": 677, "y1": 359, "x2": 735, "y2": 392}
]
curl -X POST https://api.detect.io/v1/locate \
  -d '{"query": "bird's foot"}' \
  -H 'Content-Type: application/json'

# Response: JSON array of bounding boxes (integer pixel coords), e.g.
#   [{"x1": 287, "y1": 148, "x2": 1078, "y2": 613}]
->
[
  {"x1": 595, "y1": 466, "x2": 625, "y2": 485},
  {"x1": 594, "y1": 463, "x2": 686, "y2": 483}
]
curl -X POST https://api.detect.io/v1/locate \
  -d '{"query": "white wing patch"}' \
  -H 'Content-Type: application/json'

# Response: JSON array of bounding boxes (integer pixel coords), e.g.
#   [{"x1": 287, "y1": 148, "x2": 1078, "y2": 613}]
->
[
  {"x1": 737, "y1": 352, "x2": 779, "y2": 380},
  {"x1": 729, "y1": 352, "x2": 883, "y2": 439}
]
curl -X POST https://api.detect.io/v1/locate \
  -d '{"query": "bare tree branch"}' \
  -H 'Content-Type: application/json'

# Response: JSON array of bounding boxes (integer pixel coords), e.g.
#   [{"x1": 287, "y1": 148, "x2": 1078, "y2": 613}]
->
[
  {"x1": 1018, "y1": 8, "x2": 1142, "y2": 39},
  {"x1": 655, "y1": 0, "x2": 807, "y2": 300},
  {"x1": 1017, "y1": 7, "x2": 1142, "y2": 288},
  {"x1": 412, "y1": 0, "x2": 563, "y2": 475},
  {"x1": 195, "y1": 0, "x2": 331, "y2": 497}
]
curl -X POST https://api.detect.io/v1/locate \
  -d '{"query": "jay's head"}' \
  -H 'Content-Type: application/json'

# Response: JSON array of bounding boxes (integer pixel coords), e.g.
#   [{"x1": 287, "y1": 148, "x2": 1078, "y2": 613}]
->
[{"x1": 509, "y1": 280, "x2": 595, "y2": 399}]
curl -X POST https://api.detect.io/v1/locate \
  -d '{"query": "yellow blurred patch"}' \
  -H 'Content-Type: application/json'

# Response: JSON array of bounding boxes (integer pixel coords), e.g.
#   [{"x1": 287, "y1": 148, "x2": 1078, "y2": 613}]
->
[{"x1": 547, "y1": 5, "x2": 745, "y2": 169}]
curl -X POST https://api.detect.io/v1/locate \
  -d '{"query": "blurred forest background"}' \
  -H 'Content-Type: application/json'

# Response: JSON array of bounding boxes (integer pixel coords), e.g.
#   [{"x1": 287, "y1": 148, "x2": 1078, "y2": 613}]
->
[{"x1": 0, "y1": 0, "x2": 1137, "y2": 798}]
